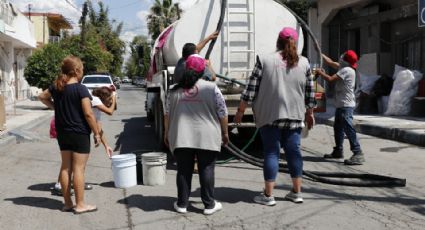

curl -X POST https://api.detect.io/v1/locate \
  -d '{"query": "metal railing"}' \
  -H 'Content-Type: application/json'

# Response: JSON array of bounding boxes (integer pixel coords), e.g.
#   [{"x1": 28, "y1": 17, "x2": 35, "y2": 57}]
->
[{"x1": 49, "y1": 36, "x2": 61, "y2": 43}]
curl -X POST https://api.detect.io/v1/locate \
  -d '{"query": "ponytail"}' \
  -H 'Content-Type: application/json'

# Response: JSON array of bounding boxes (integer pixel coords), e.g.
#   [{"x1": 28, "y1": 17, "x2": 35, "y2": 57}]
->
[
  {"x1": 54, "y1": 56, "x2": 83, "y2": 92},
  {"x1": 55, "y1": 73, "x2": 69, "y2": 92},
  {"x1": 277, "y1": 37, "x2": 299, "y2": 68}
]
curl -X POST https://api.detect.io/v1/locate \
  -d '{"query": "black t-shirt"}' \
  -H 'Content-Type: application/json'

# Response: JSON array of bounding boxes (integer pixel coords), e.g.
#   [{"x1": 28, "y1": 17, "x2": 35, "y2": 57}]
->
[{"x1": 49, "y1": 83, "x2": 92, "y2": 135}]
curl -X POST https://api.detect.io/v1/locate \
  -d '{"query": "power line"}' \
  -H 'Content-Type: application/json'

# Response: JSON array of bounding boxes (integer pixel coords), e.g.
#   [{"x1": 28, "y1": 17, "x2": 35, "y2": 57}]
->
[
  {"x1": 63, "y1": 0, "x2": 81, "y2": 12},
  {"x1": 109, "y1": 0, "x2": 143, "y2": 11}
]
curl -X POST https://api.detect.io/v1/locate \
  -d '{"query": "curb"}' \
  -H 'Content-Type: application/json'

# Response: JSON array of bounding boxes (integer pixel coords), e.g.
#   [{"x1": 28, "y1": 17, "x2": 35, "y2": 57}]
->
[
  {"x1": 0, "y1": 112, "x2": 52, "y2": 147},
  {"x1": 316, "y1": 116, "x2": 425, "y2": 147},
  {"x1": 0, "y1": 135, "x2": 17, "y2": 149}
]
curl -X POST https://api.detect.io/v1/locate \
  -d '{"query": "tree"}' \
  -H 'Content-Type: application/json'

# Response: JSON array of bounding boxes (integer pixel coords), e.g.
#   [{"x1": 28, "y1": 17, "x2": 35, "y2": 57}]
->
[
  {"x1": 78, "y1": 0, "x2": 126, "y2": 76},
  {"x1": 125, "y1": 35, "x2": 151, "y2": 79},
  {"x1": 275, "y1": 0, "x2": 311, "y2": 23},
  {"x1": 24, "y1": 44, "x2": 69, "y2": 90},
  {"x1": 147, "y1": 0, "x2": 182, "y2": 41}
]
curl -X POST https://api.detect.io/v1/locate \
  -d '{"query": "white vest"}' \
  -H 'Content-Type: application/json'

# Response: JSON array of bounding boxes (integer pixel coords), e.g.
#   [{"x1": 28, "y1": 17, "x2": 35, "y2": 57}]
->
[
  {"x1": 253, "y1": 53, "x2": 310, "y2": 128},
  {"x1": 168, "y1": 80, "x2": 222, "y2": 152}
]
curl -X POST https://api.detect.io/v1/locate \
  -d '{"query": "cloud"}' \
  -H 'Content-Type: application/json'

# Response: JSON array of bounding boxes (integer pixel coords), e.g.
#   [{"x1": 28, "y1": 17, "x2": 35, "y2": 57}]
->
[{"x1": 13, "y1": 0, "x2": 81, "y2": 32}]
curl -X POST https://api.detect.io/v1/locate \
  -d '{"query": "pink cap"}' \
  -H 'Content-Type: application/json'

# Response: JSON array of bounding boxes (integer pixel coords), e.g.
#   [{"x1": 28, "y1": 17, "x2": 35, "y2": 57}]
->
[
  {"x1": 279, "y1": 27, "x2": 298, "y2": 41},
  {"x1": 185, "y1": 54, "x2": 206, "y2": 73}
]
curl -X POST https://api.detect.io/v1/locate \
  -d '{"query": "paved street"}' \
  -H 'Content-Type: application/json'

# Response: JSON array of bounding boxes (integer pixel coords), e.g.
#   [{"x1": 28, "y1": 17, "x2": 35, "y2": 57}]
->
[{"x1": 1, "y1": 84, "x2": 425, "y2": 230}]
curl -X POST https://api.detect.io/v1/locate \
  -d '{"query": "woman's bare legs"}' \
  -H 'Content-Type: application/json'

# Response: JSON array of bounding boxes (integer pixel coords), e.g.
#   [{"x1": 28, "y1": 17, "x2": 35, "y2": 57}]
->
[
  {"x1": 60, "y1": 151, "x2": 73, "y2": 209},
  {"x1": 72, "y1": 152, "x2": 94, "y2": 211}
]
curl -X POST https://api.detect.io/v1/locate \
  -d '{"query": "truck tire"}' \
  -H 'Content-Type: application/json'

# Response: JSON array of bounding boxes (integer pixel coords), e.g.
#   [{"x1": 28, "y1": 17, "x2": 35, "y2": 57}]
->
[{"x1": 154, "y1": 97, "x2": 166, "y2": 150}]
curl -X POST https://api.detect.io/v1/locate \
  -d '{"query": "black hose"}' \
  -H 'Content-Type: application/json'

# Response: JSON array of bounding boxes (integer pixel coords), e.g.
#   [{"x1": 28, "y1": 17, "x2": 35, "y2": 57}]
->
[
  {"x1": 224, "y1": 142, "x2": 406, "y2": 187},
  {"x1": 205, "y1": 0, "x2": 227, "y2": 60}
]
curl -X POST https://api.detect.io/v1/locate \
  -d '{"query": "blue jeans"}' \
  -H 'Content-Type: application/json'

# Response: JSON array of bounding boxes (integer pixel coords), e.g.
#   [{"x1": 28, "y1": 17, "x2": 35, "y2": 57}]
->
[
  {"x1": 334, "y1": 107, "x2": 362, "y2": 154},
  {"x1": 259, "y1": 125, "x2": 303, "y2": 181}
]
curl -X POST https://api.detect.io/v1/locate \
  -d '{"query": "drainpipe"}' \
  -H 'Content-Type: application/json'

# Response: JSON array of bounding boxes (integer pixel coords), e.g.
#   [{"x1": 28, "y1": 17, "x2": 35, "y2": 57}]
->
[{"x1": 43, "y1": 14, "x2": 46, "y2": 44}]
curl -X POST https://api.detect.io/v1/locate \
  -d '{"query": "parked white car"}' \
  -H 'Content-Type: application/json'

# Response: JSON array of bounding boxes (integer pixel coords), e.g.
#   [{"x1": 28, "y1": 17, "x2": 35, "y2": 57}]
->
[{"x1": 81, "y1": 74, "x2": 118, "y2": 108}]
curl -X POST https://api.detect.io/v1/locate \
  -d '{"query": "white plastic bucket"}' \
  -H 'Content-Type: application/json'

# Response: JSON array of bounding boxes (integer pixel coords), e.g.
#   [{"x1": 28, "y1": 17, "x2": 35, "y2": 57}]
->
[
  {"x1": 111, "y1": 154, "x2": 137, "y2": 188},
  {"x1": 142, "y1": 152, "x2": 167, "y2": 186}
]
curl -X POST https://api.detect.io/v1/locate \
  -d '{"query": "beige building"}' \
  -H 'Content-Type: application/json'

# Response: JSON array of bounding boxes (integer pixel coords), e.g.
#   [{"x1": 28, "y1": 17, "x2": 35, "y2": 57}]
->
[{"x1": 22, "y1": 12, "x2": 72, "y2": 48}]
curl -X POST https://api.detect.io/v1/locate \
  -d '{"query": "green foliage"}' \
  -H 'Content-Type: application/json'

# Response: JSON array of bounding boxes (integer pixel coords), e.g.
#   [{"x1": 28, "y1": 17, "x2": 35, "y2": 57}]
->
[
  {"x1": 147, "y1": 0, "x2": 182, "y2": 41},
  {"x1": 125, "y1": 35, "x2": 151, "y2": 79},
  {"x1": 60, "y1": 35, "x2": 113, "y2": 74},
  {"x1": 24, "y1": 44, "x2": 69, "y2": 90},
  {"x1": 275, "y1": 0, "x2": 311, "y2": 23},
  {"x1": 79, "y1": 0, "x2": 125, "y2": 76}
]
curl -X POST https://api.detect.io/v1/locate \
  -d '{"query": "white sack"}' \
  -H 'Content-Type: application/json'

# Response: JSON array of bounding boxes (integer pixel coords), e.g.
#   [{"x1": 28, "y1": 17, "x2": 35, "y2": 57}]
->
[{"x1": 385, "y1": 65, "x2": 423, "y2": 116}]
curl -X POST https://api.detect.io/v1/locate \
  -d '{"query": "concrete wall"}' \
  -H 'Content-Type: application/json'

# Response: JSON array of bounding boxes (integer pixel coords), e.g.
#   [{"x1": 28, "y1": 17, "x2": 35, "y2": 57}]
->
[
  {"x1": 0, "y1": 1, "x2": 35, "y2": 104},
  {"x1": 31, "y1": 15, "x2": 49, "y2": 46}
]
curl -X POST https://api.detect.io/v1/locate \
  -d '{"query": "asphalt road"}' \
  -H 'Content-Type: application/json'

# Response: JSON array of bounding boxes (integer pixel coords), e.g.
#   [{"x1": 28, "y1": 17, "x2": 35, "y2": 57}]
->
[{"x1": 1, "y1": 84, "x2": 424, "y2": 230}]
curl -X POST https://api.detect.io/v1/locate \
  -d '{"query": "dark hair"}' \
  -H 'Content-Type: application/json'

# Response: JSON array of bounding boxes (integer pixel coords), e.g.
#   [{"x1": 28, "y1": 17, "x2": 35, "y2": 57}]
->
[
  {"x1": 172, "y1": 69, "x2": 202, "y2": 91},
  {"x1": 276, "y1": 37, "x2": 299, "y2": 68},
  {"x1": 55, "y1": 56, "x2": 83, "y2": 92},
  {"x1": 92, "y1": 87, "x2": 113, "y2": 106},
  {"x1": 182, "y1": 43, "x2": 197, "y2": 59}
]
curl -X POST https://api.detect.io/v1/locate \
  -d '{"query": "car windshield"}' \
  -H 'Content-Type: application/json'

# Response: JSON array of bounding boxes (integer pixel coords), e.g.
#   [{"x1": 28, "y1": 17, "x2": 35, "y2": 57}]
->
[{"x1": 82, "y1": 76, "x2": 112, "y2": 84}]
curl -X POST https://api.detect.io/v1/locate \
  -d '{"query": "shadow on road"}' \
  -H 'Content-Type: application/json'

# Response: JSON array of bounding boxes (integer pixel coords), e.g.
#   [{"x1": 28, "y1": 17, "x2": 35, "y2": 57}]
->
[
  {"x1": 4, "y1": 197, "x2": 62, "y2": 210},
  {"x1": 117, "y1": 194, "x2": 175, "y2": 212},
  {"x1": 27, "y1": 183, "x2": 53, "y2": 192},
  {"x1": 114, "y1": 117, "x2": 158, "y2": 154}
]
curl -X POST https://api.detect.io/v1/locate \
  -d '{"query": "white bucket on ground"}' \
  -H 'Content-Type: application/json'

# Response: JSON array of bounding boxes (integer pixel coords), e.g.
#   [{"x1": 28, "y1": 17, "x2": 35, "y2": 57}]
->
[
  {"x1": 111, "y1": 153, "x2": 137, "y2": 188},
  {"x1": 142, "y1": 152, "x2": 167, "y2": 186}
]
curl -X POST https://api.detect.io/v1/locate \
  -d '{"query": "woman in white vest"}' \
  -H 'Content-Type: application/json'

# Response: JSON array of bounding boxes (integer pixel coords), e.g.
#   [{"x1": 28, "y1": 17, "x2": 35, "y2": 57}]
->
[
  {"x1": 235, "y1": 27, "x2": 316, "y2": 205},
  {"x1": 164, "y1": 55, "x2": 229, "y2": 215}
]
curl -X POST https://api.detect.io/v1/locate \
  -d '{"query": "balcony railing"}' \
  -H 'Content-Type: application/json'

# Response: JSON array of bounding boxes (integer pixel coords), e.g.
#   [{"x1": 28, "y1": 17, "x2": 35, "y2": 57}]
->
[{"x1": 49, "y1": 36, "x2": 61, "y2": 43}]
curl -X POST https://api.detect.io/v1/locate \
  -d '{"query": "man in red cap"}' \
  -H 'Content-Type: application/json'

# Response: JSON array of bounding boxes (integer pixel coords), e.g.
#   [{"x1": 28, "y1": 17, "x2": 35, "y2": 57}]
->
[{"x1": 316, "y1": 50, "x2": 365, "y2": 165}]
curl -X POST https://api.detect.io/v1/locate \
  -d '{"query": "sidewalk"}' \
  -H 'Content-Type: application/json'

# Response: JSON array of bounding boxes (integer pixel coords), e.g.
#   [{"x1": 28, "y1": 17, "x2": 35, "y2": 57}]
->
[
  {"x1": 0, "y1": 99, "x2": 53, "y2": 147},
  {"x1": 315, "y1": 99, "x2": 425, "y2": 147}
]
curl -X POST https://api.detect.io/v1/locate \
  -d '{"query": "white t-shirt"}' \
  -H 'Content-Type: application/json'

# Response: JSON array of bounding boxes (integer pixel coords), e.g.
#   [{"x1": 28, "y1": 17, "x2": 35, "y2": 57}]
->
[
  {"x1": 91, "y1": 96, "x2": 103, "y2": 121},
  {"x1": 335, "y1": 67, "x2": 356, "y2": 108}
]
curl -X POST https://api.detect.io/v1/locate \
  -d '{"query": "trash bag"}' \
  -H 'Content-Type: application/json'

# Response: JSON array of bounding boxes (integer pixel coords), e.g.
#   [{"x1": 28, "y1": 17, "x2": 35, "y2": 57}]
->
[{"x1": 385, "y1": 65, "x2": 423, "y2": 116}]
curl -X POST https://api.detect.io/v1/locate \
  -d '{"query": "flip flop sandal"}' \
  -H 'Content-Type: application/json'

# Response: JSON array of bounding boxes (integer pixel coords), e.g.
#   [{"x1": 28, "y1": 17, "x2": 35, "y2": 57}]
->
[
  {"x1": 84, "y1": 184, "x2": 93, "y2": 190},
  {"x1": 73, "y1": 206, "x2": 98, "y2": 215},
  {"x1": 61, "y1": 206, "x2": 75, "y2": 212}
]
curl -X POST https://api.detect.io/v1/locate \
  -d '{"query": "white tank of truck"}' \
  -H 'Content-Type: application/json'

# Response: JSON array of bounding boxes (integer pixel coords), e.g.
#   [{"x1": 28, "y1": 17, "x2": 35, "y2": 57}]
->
[
  {"x1": 146, "y1": 0, "x2": 306, "y2": 147},
  {"x1": 161, "y1": 0, "x2": 304, "y2": 79}
]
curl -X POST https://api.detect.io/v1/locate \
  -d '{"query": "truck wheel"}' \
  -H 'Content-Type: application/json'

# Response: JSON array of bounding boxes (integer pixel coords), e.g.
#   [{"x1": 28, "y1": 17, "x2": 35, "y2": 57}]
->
[{"x1": 154, "y1": 97, "x2": 166, "y2": 150}]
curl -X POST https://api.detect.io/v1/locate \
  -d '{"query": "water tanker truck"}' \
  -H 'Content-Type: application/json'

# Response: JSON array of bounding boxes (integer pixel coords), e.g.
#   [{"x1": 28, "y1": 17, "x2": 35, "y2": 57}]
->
[{"x1": 146, "y1": 0, "x2": 316, "y2": 147}]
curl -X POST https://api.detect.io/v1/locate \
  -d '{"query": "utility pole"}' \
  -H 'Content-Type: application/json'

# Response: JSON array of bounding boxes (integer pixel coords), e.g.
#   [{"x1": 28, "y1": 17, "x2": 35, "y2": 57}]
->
[{"x1": 27, "y1": 4, "x2": 32, "y2": 20}]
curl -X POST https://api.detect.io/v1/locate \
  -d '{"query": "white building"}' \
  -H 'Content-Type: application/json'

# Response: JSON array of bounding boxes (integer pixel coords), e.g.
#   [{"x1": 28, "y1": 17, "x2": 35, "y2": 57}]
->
[{"x1": 0, "y1": 0, "x2": 36, "y2": 105}]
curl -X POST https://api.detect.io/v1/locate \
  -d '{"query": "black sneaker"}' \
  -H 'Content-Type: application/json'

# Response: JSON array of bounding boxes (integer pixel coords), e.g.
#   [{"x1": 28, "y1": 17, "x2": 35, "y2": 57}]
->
[
  {"x1": 344, "y1": 153, "x2": 365, "y2": 165},
  {"x1": 324, "y1": 148, "x2": 343, "y2": 159}
]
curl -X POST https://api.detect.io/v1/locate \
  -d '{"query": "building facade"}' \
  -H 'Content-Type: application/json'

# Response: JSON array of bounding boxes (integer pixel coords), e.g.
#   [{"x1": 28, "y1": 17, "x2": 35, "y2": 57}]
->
[
  {"x1": 308, "y1": 0, "x2": 425, "y2": 115},
  {"x1": 0, "y1": 0, "x2": 36, "y2": 105},
  {"x1": 22, "y1": 12, "x2": 72, "y2": 48},
  {"x1": 309, "y1": 0, "x2": 424, "y2": 75}
]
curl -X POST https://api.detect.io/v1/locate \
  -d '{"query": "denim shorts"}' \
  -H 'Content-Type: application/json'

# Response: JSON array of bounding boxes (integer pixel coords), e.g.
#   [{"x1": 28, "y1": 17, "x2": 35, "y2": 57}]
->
[{"x1": 57, "y1": 131, "x2": 91, "y2": 153}]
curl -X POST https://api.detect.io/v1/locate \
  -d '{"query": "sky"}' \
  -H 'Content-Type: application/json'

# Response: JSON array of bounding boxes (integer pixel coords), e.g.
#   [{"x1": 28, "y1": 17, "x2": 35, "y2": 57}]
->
[{"x1": 12, "y1": 0, "x2": 198, "y2": 55}]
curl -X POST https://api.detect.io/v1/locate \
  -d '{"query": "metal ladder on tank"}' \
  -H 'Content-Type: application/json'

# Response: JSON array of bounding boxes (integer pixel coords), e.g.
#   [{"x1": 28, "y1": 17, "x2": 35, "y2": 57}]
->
[{"x1": 226, "y1": 0, "x2": 256, "y2": 80}]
